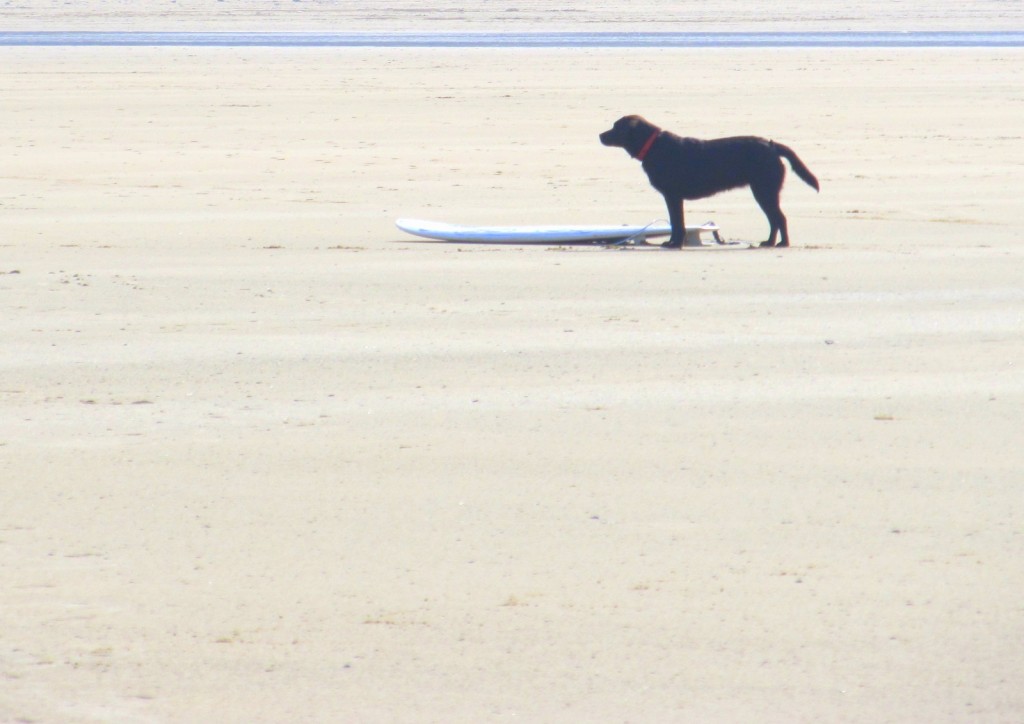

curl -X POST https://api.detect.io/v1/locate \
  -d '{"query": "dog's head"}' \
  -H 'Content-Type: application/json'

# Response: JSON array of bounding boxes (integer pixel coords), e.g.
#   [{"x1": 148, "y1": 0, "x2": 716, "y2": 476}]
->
[{"x1": 599, "y1": 115, "x2": 660, "y2": 156}]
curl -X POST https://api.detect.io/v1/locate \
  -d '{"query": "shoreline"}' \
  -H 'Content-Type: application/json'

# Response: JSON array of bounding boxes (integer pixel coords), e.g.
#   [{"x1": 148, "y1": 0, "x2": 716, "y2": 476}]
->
[{"x1": 2, "y1": 30, "x2": 1022, "y2": 48}]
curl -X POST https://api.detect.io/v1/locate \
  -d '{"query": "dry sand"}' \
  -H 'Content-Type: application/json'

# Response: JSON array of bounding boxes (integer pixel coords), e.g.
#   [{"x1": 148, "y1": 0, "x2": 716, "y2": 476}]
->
[{"x1": 1, "y1": 28, "x2": 1023, "y2": 724}]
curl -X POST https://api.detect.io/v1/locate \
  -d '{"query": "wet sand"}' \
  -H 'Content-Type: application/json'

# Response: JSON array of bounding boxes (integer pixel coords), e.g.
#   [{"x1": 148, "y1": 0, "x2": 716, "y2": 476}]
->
[{"x1": 2, "y1": 24, "x2": 1023, "y2": 724}]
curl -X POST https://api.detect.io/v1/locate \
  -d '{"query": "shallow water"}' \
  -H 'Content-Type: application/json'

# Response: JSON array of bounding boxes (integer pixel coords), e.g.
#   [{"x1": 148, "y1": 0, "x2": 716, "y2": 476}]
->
[{"x1": 2, "y1": 30, "x2": 1023, "y2": 47}]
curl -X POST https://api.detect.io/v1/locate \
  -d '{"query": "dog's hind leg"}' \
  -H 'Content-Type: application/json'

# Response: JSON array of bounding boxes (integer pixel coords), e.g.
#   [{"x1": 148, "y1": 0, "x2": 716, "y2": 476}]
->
[
  {"x1": 751, "y1": 181, "x2": 789, "y2": 248},
  {"x1": 662, "y1": 195, "x2": 686, "y2": 248}
]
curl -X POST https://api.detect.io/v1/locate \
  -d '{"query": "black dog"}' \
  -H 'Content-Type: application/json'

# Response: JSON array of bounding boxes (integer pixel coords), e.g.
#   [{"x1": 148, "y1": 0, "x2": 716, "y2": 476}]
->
[{"x1": 599, "y1": 115, "x2": 819, "y2": 248}]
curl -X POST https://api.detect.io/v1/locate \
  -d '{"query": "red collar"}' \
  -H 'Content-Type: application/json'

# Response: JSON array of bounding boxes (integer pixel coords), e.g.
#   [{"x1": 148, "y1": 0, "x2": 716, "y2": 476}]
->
[{"x1": 634, "y1": 130, "x2": 661, "y2": 161}]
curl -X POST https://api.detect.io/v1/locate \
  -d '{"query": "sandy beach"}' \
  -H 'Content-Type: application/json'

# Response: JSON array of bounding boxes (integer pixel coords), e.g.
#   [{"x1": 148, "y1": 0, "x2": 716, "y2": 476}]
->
[
  {"x1": 2, "y1": 0, "x2": 1022, "y2": 31},
  {"x1": 2, "y1": 6, "x2": 1023, "y2": 722}
]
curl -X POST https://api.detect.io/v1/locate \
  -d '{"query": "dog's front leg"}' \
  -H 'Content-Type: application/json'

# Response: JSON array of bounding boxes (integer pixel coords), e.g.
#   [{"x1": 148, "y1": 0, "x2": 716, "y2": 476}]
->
[{"x1": 662, "y1": 196, "x2": 685, "y2": 248}]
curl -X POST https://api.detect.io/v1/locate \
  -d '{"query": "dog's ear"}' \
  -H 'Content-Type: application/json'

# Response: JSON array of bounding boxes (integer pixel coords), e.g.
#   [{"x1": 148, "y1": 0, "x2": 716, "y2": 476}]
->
[
  {"x1": 621, "y1": 115, "x2": 641, "y2": 130},
  {"x1": 625, "y1": 116, "x2": 649, "y2": 142},
  {"x1": 624, "y1": 115, "x2": 651, "y2": 138}
]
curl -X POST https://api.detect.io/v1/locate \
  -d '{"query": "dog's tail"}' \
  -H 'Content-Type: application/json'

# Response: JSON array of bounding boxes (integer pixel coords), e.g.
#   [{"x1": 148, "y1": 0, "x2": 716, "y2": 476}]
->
[{"x1": 773, "y1": 142, "x2": 820, "y2": 192}]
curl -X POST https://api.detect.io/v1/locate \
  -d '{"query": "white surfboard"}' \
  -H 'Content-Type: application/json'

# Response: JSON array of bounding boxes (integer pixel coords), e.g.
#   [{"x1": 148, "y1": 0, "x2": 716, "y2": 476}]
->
[{"x1": 396, "y1": 218, "x2": 721, "y2": 246}]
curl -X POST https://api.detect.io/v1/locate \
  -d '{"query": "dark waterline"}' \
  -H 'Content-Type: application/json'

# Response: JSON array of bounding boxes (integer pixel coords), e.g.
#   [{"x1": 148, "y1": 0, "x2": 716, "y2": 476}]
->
[{"x1": 1, "y1": 31, "x2": 1023, "y2": 48}]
